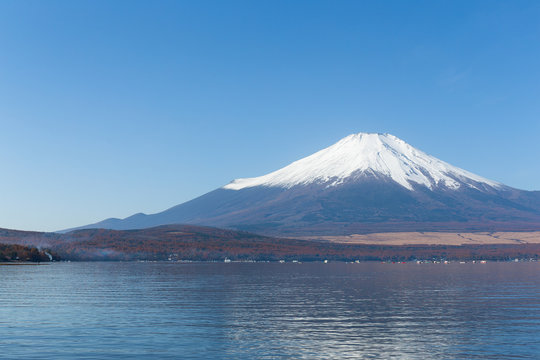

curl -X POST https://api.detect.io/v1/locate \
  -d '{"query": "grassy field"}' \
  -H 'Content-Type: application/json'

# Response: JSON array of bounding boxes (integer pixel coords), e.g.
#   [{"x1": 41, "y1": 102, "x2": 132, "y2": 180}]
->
[{"x1": 297, "y1": 231, "x2": 540, "y2": 246}]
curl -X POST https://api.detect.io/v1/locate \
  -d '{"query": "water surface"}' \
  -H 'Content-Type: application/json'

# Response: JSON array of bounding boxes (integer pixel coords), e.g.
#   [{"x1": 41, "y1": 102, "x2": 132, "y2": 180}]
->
[{"x1": 1, "y1": 262, "x2": 540, "y2": 359}]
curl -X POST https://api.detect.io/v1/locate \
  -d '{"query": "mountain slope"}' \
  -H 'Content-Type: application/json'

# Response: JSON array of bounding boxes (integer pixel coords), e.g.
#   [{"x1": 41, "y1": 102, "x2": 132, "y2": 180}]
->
[
  {"x1": 70, "y1": 133, "x2": 540, "y2": 235},
  {"x1": 224, "y1": 133, "x2": 501, "y2": 191}
]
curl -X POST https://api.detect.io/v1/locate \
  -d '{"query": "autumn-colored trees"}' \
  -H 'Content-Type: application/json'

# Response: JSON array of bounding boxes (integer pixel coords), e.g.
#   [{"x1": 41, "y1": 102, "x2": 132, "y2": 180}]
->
[
  {"x1": 0, "y1": 243, "x2": 57, "y2": 262},
  {"x1": 2, "y1": 224, "x2": 540, "y2": 262},
  {"x1": 49, "y1": 225, "x2": 540, "y2": 262}
]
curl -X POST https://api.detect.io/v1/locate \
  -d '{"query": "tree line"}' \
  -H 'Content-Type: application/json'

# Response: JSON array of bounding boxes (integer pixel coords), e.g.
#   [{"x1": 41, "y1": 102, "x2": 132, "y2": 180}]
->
[{"x1": 0, "y1": 243, "x2": 58, "y2": 262}]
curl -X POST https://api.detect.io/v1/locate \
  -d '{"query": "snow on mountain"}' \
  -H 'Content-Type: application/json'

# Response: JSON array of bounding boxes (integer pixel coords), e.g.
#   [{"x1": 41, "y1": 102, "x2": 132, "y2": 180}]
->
[{"x1": 224, "y1": 133, "x2": 501, "y2": 191}]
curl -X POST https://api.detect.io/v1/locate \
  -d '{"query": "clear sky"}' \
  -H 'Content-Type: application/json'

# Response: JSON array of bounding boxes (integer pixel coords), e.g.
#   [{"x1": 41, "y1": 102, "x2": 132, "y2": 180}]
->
[{"x1": 1, "y1": 0, "x2": 539, "y2": 232}]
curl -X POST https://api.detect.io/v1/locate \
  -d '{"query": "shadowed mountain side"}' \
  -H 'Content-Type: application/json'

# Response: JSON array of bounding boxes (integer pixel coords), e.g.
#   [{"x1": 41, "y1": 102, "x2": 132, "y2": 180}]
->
[{"x1": 70, "y1": 180, "x2": 540, "y2": 236}]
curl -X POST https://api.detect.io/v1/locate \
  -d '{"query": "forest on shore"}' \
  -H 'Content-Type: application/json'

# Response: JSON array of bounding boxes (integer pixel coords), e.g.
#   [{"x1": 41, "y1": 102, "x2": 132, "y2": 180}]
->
[
  {"x1": 0, "y1": 243, "x2": 58, "y2": 262},
  {"x1": 2, "y1": 225, "x2": 540, "y2": 262}
]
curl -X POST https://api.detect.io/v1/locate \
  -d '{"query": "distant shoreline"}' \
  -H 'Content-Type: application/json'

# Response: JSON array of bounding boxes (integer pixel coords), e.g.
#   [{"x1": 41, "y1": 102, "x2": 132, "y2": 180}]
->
[
  {"x1": 3, "y1": 225, "x2": 540, "y2": 262},
  {"x1": 0, "y1": 262, "x2": 49, "y2": 266}
]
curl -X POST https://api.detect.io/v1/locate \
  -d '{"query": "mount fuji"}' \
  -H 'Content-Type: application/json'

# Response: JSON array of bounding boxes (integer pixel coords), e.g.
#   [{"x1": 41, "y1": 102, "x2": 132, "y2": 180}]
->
[{"x1": 70, "y1": 133, "x2": 540, "y2": 235}]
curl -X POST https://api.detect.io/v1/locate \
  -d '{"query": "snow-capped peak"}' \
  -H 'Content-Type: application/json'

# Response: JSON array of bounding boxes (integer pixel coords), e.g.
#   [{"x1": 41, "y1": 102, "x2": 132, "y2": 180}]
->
[{"x1": 223, "y1": 132, "x2": 501, "y2": 191}]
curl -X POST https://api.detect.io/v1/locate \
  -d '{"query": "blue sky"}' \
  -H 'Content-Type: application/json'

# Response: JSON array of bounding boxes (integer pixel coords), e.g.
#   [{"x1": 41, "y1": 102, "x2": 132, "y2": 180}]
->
[{"x1": 1, "y1": 0, "x2": 539, "y2": 231}]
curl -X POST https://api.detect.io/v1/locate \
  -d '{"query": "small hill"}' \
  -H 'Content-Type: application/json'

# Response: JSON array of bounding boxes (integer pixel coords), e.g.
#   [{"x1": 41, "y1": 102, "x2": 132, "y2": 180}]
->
[{"x1": 3, "y1": 225, "x2": 540, "y2": 262}]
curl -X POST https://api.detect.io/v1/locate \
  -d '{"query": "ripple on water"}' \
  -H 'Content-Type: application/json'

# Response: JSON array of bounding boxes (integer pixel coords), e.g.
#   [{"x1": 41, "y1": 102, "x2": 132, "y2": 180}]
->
[{"x1": 1, "y1": 262, "x2": 540, "y2": 359}]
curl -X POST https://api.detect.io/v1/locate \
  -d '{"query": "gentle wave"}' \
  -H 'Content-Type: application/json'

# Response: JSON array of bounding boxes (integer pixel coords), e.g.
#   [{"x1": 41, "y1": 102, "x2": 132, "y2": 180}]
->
[{"x1": 1, "y1": 262, "x2": 540, "y2": 359}]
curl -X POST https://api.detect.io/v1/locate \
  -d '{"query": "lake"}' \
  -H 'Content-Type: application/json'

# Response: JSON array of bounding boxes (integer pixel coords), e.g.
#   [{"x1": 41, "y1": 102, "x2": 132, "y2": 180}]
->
[{"x1": 1, "y1": 262, "x2": 540, "y2": 359}]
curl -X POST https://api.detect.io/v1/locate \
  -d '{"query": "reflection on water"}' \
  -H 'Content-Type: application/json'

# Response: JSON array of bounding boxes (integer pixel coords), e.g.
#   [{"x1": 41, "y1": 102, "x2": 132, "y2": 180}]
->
[{"x1": 1, "y1": 262, "x2": 540, "y2": 359}]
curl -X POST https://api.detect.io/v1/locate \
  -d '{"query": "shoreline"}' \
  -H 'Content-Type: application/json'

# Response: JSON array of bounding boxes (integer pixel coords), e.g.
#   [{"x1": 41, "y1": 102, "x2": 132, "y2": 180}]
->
[{"x1": 0, "y1": 262, "x2": 50, "y2": 266}]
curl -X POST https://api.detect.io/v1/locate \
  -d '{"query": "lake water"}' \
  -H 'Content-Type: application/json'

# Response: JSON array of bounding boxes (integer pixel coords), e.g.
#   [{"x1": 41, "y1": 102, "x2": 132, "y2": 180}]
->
[{"x1": 1, "y1": 262, "x2": 540, "y2": 359}]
